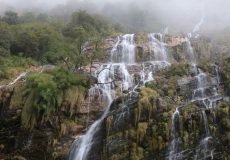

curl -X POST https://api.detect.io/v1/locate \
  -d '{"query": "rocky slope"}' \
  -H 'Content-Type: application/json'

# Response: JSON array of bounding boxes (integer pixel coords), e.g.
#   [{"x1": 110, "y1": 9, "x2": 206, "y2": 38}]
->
[{"x1": 0, "y1": 33, "x2": 230, "y2": 160}]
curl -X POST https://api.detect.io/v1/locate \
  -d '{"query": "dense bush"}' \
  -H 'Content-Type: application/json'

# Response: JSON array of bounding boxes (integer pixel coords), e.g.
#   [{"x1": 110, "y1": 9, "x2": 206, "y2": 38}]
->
[{"x1": 21, "y1": 68, "x2": 90, "y2": 129}]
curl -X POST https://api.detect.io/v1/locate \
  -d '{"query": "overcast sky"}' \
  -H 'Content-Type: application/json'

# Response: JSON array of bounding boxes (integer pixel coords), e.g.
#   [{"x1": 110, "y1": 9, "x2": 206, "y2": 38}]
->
[{"x1": 0, "y1": 0, "x2": 229, "y2": 33}]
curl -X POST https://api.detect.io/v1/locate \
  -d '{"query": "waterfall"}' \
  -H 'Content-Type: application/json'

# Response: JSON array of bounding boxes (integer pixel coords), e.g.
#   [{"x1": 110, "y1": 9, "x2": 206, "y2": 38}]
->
[
  {"x1": 68, "y1": 81, "x2": 113, "y2": 160},
  {"x1": 202, "y1": 111, "x2": 210, "y2": 137},
  {"x1": 192, "y1": 2, "x2": 205, "y2": 33},
  {"x1": 185, "y1": 37, "x2": 195, "y2": 64},
  {"x1": 148, "y1": 33, "x2": 168, "y2": 62},
  {"x1": 110, "y1": 34, "x2": 135, "y2": 64},
  {"x1": 68, "y1": 34, "x2": 136, "y2": 160},
  {"x1": 192, "y1": 69, "x2": 209, "y2": 100},
  {"x1": 212, "y1": 63, "x2": 220, "y2": 88},
  {"x1": 166, "y1": 38, "x2": 224, "y2": 159},
  {"x1": 167, "y1": 108, "x2": 183, "y2": 160},
  {"x1": 188, "y1": 2, "x2": 205, "y2": 38},
  {"x1": 0, "y1": 72, "x2": 27, "y2": 88}
]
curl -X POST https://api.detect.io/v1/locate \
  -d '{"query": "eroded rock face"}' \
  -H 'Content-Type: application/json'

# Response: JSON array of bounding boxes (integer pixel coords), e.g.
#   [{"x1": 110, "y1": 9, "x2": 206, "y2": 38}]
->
[{"x1": 1, "y1": 33, "x2": 230, "y2": 159}]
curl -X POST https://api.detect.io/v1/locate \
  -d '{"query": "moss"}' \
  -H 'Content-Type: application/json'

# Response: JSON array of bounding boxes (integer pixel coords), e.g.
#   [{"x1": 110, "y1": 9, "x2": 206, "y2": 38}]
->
[
  {"x1": 106, "y1": 116, "x2": 113, "y2": 139},
  {"x1": 221, "y1": 118, "x2": 230, "y2": 130},
  {"x1": 162, "y1": 112, "x2": 168, "y2": 118},
  {"x1": 137, "y1": 122, "x2": 148, "y2": 144},
  {"x1": 134, "y1": 32, "x2": 148, "y2": 44},
  {"x1": 136, "y1": 88, "x2": 158, "y2": 124},
  {"x1": 129, "y1": 129, "x2": 137, "y2": 140},
  {"x1": 152, "y1": 125, "x2": 157, "y2": 136},
  {"x1": 164, "y1": 123, "x2": 170, "y2": 141},
  {"x1": 8, "y1": 85, "x2": 24, "y2": 110},
  {"x1": 60, "y1": 123, "x2": 67, "y2": 136},
  {"x1": 130, "y1": 142, "x2": 139, "y2": 160},
  {"x1": 137, "y1": 147, "x2": 144, "y2": 159},
  {"x1": 183, "y1": 131, "x2": 189, "y2": 149},
  {"x1": 158, "y1": 136, "x2": 164, "y2": 150},
  {"x1": 147, "y1": 137, "x2": 158, "y2": 151},
  {"x1": 227, "y1": 132, "x2": 230, "y2": 145},
  {"x1": 216, "y1": 102, "x2": 229, "y2": 117}
]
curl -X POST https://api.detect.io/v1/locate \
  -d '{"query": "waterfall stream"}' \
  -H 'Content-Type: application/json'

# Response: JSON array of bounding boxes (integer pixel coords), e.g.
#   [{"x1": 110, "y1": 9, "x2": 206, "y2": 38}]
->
[
  {"x1": 68, "y1": 34, "x2": 137, "y2": 160},
  {"x1": 0, "y1": 72, "x2": 27, "y2": 88},
  {"x1": 68, "y1": 31, "x2": 227, "y2": 159},
  {"x1": 167, "y1": 35, "x2": 225, "y2": 160},
  {"x1": 68, "y1": 33, "x2": 172, "y2": 159},
  {"x1": 148, "y1": 33, "x2": 168, "y2": 61}
]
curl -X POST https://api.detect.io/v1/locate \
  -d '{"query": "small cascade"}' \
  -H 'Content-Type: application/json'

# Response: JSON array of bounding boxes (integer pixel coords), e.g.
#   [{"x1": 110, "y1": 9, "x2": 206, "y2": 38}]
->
[
  {"x1": 163, "y1": 26, "x2": 169, "y2": 35},
  {"x1": 192, "y1": 68, "x2": 209, "y2": 100},
  {"x1": 188, "y1": 2, "x2": 205, "y2": 38},
  {"x1": 192, "y1": 2, "x2": 205, "y2": 34},
  {"x1": 185, "y1": 37, "x2": 195, "y2": 64},
  {"x1": 110, "y1": 34, "x2": 135, "y2": 64},
  {"x1": 0, "y1": 72, "x2": 27, "y2": 88},
  {"x1": 166, "y1": 37, "x2": 225, "y2": 159},
  {"x1": 167, "y1": 108, "x2": 183, "y2": 160},
  {"x1": 211, "y1": 63, "x2": 220, "y2": 88},
  {"x1": 137, "y1": 63, "x2": 154, "y2": 88},
  {"x1": 69, "y1": 63, "x2": 118, "y2": 160},
  {"x1": 69, "y1": 34, "x2": 137, "y2": 160},
  {"x1": 202, "y1": 111, "x2": 210, "y2": 137},
  {"x1": 68, "y1": 85, "x2": 113, "y2": 160},
  {"x1": 194, "y1": 136, "x2": 214, "y2": 160},
  {"x1": 191, "y1": 65, "x2": 223, "y2": 109},
  {"x1": 148, "y1": 33, "x2": 168, "y2": 62}
]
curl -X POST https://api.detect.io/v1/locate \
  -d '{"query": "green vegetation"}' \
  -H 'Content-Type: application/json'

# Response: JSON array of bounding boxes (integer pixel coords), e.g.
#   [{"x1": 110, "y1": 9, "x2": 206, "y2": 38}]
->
[
  {"x1": 0, "y1": 9, "x2": 125, "y2": 130},
  {"x1": 21, "y1": 68, "x2": 90, "y2": 129}
]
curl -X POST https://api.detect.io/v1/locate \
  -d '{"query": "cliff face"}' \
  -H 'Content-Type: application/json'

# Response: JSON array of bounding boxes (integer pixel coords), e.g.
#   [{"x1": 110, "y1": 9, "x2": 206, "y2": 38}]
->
[{"x1": 0, "y1": 33, "x2": 230, "y2": 160}]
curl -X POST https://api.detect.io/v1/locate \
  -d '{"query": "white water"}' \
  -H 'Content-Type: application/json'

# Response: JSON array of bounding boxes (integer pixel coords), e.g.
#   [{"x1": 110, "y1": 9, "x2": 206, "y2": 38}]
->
[
  {"x1": 188, "y1": 2, "x2": 205, "y2": 38},
  {"x1": 185, "y1": 37, "x2": 195, "y2": 64},
  {"x1": 110, "y1": 34, "x2": 135, "y2": 64},
  {"x1": 167, "y1": 108, "x2": 183, "y2": 160},
  {"x1": 163, "y1": 26, "x2": 169, "y2": 35},
  {"x1": 167, "y1": 38, "x2": 223, "y2": 160},
  {"x1": 0, "y1": 72, "x2": 27, "y2": 88},
  {"x1": 192, "y1": 3, "x2": 205, "y2": 33},
  {"x1": 212, "y1": 64, "x2": 220, "y2": 88},
  {"x1": 69, "y1": 34, "x2": 136, "y2": 160},
  {"x1": 69, "y1": 84, "x2": 113, "y2": 160},
  {"x1": 148, "y1": 33, "x2": 168, "y2": 62}
]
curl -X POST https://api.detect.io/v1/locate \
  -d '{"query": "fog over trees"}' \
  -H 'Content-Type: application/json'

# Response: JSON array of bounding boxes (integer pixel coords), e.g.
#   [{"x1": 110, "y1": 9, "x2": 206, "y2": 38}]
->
[{"x1": 0, "y1": 0, "x2": 230, "y2": 33}]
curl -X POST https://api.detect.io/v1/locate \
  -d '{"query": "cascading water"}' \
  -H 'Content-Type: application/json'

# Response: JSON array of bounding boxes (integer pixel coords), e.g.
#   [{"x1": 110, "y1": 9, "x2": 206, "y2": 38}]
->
[
  {"x1": 167, "y1": 33, "x2": 225, "y2": 160},
  {"x1": 110, "y1": 34, "x2": 135, "y2": 64},
  {"x1": 0, "y1": 72, "x2": 27, "y2": 88},
  {"x1": 167, "y1": 108, "x2": 183, "y2": 160},
  {"x1": 185, "y1": 37, "x2": 195, "y2": 64},
  {"x1": 192, "y1": 2, "x2": 205, "y2": 34},
  {"x1": 148, "y1": 33, "x2": 168, "y2": 62},
  {"x1": 68, "y1": 32, "x2": 172, "y2": 159},
  {"x1": 68, "y1": 78, "x2": 113, "y2": 160},
  {"x1": 188, "y1": 2, "x2": 205, "y2": 38},
  {"x1": 68, "y1": 34, "x2": 136, "y2": 160}
]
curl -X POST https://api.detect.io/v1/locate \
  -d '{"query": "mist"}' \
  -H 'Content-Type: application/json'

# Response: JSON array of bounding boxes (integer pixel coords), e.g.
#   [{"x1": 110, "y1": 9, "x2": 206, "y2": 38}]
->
[{"x1": 0, "y1": 0, "x2": 230, "y2": 34}]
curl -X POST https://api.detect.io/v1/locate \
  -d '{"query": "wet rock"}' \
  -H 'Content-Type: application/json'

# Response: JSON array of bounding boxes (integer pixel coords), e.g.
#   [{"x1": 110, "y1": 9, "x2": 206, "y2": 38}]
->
[{"x1": 177, "y1": 77, "x2": 192, "y2": 86}]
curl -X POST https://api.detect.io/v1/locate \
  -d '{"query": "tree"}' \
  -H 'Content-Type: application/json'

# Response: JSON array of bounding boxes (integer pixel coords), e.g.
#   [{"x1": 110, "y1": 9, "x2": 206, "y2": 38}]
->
[
  {"x1": 36, "y1": 13, "x2": 49, "y2": 22},
  {"x1": 71, "y1": 26, "x2": 89, "y2": 54},
  {"x1": 19, "y1": 12, "x2": 35, "y2": 23},
  {"x1": 0, "y1": 22, "x2": 13, "y2": 57},
  {"x1": 2, "y1": 11, "x2": 18, "y2": 25}
]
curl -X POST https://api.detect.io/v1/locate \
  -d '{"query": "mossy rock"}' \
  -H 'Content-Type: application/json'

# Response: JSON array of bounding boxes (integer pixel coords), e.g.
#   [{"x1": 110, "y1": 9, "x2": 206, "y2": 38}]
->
[{"x1": 134, "y1": 32, "x2": 148, "y2": 44}]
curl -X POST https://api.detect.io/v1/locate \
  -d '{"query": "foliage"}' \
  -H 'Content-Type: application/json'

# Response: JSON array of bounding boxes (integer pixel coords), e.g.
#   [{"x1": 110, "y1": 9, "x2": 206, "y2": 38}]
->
[
  {"x1": 221, "y1": 56, "x2": 230, "y2": 96},
  {"x1": 2, "y1": 11, "x2": 19, "y2": 25},
  {"x1": 0, "y1": 22, "x2": 13, "y2": 57},
  {"x1": 0, "y1": 56, "x2": 38, "y2": 81},
  {"x1": 21, "y1": 68, "x2": 90, "y2": 129}
]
